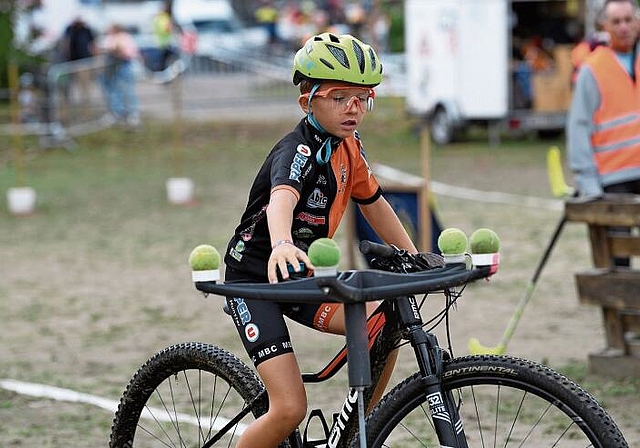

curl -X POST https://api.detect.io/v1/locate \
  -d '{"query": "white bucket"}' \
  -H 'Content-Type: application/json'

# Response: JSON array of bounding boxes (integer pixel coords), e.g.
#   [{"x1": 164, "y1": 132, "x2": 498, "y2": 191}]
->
[
  {"x1": 166, "y1": 177, "x2": 194, "y2": 204},
  {"x1": 7, "y1": 187, "x2": 37, "y2": 215}
]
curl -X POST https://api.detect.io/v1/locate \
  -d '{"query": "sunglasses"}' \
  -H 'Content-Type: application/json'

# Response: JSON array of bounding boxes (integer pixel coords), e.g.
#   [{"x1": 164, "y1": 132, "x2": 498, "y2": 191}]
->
[{"x1": 301, "y1": 87, "x2": 376, "y2": 112}]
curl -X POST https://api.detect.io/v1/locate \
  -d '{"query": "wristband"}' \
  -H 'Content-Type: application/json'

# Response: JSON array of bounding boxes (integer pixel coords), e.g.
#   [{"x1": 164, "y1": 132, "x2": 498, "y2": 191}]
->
[{"x1": 272, "y1": 239, "x2": 294, "y2": 249}]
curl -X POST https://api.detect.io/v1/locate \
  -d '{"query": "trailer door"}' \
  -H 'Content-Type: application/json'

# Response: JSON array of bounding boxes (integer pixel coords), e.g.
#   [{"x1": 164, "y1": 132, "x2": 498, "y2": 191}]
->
[{"x1": 405, "y1": 0, "x2": 508, "y2": 119}]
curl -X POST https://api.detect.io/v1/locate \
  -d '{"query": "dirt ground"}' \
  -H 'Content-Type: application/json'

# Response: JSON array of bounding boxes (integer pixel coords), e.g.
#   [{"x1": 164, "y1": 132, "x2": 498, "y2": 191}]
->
[
  {"x1": 1, "y1": 195, "x2": 638, "y2": 446},
  {"x1": 0, "y1": 114, "x2": 638, "y2": 445}
]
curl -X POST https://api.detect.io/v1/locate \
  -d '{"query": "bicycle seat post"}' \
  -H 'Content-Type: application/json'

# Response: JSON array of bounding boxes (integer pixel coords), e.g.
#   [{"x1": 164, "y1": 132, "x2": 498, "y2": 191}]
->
[{"x1": 343, "y1": 301, "x2": 371, "y2": 448}]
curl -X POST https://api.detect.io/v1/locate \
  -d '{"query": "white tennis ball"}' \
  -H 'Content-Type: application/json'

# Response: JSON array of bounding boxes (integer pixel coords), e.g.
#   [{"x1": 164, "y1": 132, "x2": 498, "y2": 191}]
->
[
  {"x1": 308, "y1": 238, "x2": 341, "y2": 267},
  {"x1": 188, "y1": 244, "x2": 220, "y2": 271},
  {"x1": 469, "y1": 228, "x2": 500, "y2": 254},
  {"x1": 437, "y1": 228, "x2": 468, "y2": 255}
]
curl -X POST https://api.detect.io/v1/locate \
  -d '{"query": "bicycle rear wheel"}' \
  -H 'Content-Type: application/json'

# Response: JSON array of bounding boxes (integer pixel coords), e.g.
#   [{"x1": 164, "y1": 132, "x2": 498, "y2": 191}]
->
[
  {"x1": 109, "y1": 341, "x2": 269, "y2": 448},
  {"x1": 359, "y1": 355, "x2": 628, "y2": 447}
]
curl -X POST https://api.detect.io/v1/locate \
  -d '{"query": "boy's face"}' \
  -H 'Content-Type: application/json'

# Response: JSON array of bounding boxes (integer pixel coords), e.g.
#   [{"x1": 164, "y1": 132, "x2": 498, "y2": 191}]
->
[{"x1": 300, "y1": 81, "x2": 374, "y2": 139}]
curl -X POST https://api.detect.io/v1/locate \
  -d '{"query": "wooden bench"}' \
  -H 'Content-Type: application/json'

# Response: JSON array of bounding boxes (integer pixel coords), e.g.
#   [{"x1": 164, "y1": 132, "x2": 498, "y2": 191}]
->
[{"x1": 565, "y1": 194, "x2": 640, "y2": 378}]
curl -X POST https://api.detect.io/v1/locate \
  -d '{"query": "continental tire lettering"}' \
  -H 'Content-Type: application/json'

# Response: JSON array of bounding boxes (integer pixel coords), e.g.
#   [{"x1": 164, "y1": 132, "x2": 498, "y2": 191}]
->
[
  {"x1": 443, "y1": 366, "x2": 518, "y2": 378},
  {"x1": 327, "y1": 388, "x2": 358, "y2": 447}
]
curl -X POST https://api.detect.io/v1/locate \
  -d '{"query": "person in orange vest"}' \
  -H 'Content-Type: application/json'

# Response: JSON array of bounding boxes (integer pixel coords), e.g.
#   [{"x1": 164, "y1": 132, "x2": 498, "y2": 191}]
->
[
  {"x1": 567, "y1": 0, "x2": 640, "y2": 267},
  {"x1": 570, "y1": 10, "x2": 609, "y2": 85}
]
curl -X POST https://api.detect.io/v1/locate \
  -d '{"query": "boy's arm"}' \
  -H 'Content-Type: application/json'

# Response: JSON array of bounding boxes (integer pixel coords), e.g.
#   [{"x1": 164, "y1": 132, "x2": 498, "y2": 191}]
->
[
  {"x1": 359, "y1": 197, "x2": 418, "y2": 254},
  {"x1": 266, "y1": 188, "x2": 312, "y2": 283}
]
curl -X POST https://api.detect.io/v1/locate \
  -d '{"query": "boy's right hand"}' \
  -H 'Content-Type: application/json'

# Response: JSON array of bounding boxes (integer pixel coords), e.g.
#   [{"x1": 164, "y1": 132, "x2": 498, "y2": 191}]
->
[{"x1": 268, "y1": 242, "x2": 313, "y2": 283}]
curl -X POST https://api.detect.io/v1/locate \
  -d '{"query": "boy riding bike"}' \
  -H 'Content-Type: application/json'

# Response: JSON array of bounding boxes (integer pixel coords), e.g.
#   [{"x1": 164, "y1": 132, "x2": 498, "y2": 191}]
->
[{"x1": 223, "y1": 33, "x2": 417, "y2": 447}]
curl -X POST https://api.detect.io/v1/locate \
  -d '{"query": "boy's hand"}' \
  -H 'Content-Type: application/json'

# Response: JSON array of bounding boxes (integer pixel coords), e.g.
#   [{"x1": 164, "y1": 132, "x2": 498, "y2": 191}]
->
[{"x1": 268, "y1": 242, "x2": 313, "y2": 283}]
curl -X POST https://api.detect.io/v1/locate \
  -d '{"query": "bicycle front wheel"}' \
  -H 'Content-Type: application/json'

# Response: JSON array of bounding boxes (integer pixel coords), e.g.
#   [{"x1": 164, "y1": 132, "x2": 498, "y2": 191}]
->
[
  {"x1": 361, "y1": 355, "x2": 628, "y2": 447},
  {"x1": 109, "y1": 342, "x2": 268, "y2": 448}
]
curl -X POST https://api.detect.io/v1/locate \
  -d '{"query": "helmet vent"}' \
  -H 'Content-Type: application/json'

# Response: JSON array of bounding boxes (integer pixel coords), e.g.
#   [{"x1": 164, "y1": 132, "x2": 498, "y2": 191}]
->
[
  {"x1": 319, "y1": 58, "x2": 335, "y2": 70},
  {"x1": 352, "y1": 41, "x2": 365, "y2": 74},
  {"x1": 326, "y1": 45, "x2": 350, "y2": 69},
  {"x1": 369, "y1": 48, "x2": 377, "y2": 72},
  {"x1": 328, "y1": 33, "x2": 340, "y2": 43}
]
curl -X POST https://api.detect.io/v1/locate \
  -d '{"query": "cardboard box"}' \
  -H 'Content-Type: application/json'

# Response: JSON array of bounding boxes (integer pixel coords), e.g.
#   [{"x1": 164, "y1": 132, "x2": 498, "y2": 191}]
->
[{"x1": 532, "y1": 71, "x2": 572, "y2": 112}]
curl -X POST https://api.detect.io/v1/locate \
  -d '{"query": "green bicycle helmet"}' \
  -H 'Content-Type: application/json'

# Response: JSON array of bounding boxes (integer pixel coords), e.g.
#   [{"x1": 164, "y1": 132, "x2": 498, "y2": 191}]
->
[{"x1": 292, "y1": 33, "x2": 383, "y2": 86}]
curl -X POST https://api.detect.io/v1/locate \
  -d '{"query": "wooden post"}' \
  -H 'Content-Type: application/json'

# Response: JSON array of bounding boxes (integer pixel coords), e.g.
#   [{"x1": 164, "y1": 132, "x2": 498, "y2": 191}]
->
[
  {"x1": 420, "y1": 125, "x2": 432, "y2": 251},
  {"x1": 565, "y1": 195, "x2": 640, "y2": 377},
  {"x1": 8, "y1": 61, "x2": 25, "y2": 187},
  {"x1": 171, "y1": 73, "x2": 184, "y2": 177}
]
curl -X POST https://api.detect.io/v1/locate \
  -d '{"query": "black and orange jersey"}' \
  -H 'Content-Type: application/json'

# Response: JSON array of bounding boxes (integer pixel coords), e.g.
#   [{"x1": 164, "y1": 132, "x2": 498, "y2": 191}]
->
[{"x1": 224, "y1": 118, "x2": 382, "y2": 278}]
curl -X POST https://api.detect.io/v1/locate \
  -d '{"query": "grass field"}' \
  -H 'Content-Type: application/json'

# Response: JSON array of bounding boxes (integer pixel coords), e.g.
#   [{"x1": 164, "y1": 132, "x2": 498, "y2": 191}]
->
[{"x1": 1, "y1": 99, "x2": 638, "y2": 446}]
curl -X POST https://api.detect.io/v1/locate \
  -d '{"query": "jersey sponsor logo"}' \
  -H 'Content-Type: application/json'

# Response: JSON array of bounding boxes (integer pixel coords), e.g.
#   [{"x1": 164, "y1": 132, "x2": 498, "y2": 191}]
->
[
  {"x1": 254, "y1": 340, "x2": 293, "y2": 361},
  {"x1": 293, "y1": 227, "x2": 314, "y2": 239},
  {"x1": 289, "y1": 152, "x2": 309, "y2": 182},
  {"x1": 229, "y1": 247, "x2": 243, "y2": 262},
  {"x1": 360, "y1": 147, "x2": 373, "y2": 177},
  {"x1": 338, "y1": 164, "x2": 348, "y2": 193},
  {"x1": 245, "y1": 323, "x2": 260, "y2": 342},
  {"x1": 296, "y1": 211, "x2": 326, "y2": 226},
  {"x1": 315, "y1": 304, "x2": 334, "y2": 330},
  {"x1": 229, "y1": 241, "x2": 245, "y2": 262},
  {"x1": 233, "y1": 297, "x2": 252, "y2": 325},
  {"x1": 307, "y1": 188, "x2": 328, "y2": 209},
  {"x1": 297, "y1": 144, "x2": 312, "y2": 157}
]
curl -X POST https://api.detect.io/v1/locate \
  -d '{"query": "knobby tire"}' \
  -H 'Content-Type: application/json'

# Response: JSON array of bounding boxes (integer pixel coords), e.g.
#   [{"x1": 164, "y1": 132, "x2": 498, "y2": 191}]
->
[{"x1": 356, "y1": 355, "x2": 628, "y2": 447}]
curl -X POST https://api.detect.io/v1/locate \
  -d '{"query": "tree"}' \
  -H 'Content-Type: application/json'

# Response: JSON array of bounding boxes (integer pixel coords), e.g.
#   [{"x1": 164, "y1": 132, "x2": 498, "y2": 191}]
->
[{"x1": 0, "y1": 0, "x2": 43, "y2": 91}]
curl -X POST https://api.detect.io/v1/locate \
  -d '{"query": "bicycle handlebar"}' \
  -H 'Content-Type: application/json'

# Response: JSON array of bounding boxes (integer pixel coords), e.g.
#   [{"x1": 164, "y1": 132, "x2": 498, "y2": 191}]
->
[
  {"x1": 358, "y1": 240, "x2": 397, "y2": 258},
  {"x1": 195, "y1": 262, "x2": 495, "y2": 303}
]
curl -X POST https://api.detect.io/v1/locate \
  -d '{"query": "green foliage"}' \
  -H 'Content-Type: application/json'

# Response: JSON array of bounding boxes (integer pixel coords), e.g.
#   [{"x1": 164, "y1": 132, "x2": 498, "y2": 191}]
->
[
  {"x1": 0, "y1": 6, "x2": 14, "y2": 89},
  {"x1": 385, "y1": 2, "x2": 405, "y2": 53},
  {"x1": 0, "y1": 1, "x2": 46, "y2": 92}
]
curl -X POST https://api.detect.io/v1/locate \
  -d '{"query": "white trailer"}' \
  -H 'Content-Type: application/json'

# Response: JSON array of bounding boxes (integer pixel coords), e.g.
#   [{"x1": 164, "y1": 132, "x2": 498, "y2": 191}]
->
[{"x1": 404, "y1": 0, "x2": 602, "y2": 144}]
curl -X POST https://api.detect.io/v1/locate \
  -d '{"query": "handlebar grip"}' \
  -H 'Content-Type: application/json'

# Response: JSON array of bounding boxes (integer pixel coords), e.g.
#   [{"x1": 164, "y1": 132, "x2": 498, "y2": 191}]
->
[{"x1": 359, "y1": 240, "x2": 396, "y2": 258}]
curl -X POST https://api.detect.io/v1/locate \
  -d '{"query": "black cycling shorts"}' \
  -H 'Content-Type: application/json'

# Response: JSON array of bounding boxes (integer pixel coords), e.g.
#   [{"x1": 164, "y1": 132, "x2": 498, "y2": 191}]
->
[{"x1": 224, "y1": 267, "x2": 342, "y2": 367}]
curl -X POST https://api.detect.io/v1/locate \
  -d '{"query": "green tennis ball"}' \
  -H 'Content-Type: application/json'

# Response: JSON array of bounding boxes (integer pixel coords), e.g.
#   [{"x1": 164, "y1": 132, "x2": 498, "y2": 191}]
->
[
  {"x1": 308, "y1": 238, "x2": 341, "y2": 267},
  {"x1": 469, "y1": 228, "x2": 500, "y2": 254},
  {"x1": 437, "y1": 228, "x2": 468, "y2": 255},
  {"x1": 189, "y1": 244, "x2": 220, "y2": 271}
]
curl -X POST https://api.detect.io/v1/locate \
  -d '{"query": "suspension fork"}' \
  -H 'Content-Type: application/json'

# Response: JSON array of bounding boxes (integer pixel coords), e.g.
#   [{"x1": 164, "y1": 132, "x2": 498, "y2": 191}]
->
[{"x1": 395, "y1": 296, "x2": 469, "y2": 448}]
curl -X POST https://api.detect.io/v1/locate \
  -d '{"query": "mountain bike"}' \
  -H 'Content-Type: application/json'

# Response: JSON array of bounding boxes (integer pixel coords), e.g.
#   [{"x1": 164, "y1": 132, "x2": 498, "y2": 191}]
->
[{"x1": 109, "y1": 241, "x2": 629, "y2": 447}]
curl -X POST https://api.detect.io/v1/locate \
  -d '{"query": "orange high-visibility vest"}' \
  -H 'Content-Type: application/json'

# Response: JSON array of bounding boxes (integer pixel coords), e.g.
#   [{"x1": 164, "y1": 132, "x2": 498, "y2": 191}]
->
[
  {"x1": 585, "y1": 46, "x2": 640, "y2": 184},
  {"x1": 571, "y1": 41, "x2": 594, "y2": 84}
]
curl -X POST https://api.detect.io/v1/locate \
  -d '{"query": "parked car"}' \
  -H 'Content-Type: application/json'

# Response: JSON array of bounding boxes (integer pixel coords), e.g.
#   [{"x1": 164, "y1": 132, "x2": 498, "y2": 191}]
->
[{"x1": 172, "y1": 0, "x2": 268, "y2": 58}]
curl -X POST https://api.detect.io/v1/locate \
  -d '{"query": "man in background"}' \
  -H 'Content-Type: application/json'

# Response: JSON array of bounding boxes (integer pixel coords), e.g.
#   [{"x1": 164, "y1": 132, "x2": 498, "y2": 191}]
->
[{"x1": 566, "y1": 0, "x2": 640, "y2": 267}]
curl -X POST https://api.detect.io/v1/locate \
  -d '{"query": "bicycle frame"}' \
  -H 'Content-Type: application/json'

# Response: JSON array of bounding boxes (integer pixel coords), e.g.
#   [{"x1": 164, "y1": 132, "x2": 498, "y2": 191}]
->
[
  {"x1": 112, "y1": 246, "x2": 628, "y2": 448},
  {"x1": 202, "y1": 291, "x2": 470, "y2": 448}
]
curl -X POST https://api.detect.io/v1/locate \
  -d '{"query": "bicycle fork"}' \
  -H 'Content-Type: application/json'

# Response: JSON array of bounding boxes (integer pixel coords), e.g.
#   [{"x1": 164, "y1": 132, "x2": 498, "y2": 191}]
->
[{"x1": 397, "y1": 296, "x2": 470, "y2": 448}]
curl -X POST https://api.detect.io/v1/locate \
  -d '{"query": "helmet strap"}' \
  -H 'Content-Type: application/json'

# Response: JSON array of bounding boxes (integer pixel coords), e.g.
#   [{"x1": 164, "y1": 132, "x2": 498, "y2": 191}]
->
[
  {"x1": 305, "y1": 83, "x2": 340, "y2": 165},
  {"x1": 307, "y1": 83, "x2": 327, "y2": 134},
  {"x1": 316, "y1": 138, "x2": 335, "y2": 165}
]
